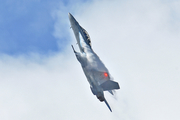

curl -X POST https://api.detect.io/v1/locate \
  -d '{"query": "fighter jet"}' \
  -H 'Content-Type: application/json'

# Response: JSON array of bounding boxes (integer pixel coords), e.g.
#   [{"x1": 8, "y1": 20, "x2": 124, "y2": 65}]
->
[{"x1": 68, "y1": 13, "x2": 120, "y2": 112}]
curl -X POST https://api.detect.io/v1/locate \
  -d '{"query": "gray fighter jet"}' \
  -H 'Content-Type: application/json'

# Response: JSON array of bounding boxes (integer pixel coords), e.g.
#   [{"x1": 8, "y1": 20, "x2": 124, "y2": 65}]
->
[{"x1": 68, "y1": 13, "x2": 120, "y2": 112}]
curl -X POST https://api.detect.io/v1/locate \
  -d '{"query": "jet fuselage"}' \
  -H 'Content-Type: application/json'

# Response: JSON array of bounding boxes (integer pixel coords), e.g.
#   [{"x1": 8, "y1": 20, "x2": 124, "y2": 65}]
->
[{"x1": 69, "y1": 13, "x2": 120, "y2": 112}]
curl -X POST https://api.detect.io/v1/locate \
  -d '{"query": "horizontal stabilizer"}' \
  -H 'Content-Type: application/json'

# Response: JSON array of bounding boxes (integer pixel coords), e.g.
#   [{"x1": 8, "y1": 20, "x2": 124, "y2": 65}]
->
[
  {"x1": 100, "y1": 80, "x2": 120, "y2": 91},
  {"x1": 108, "y1": 90, "x2": 114, "y2": 95}
]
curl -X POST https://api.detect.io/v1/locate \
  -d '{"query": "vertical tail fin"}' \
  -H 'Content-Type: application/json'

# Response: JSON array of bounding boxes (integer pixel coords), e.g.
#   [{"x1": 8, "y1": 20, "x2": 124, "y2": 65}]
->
[{"x1": 104, "y1": 99, "x2": 112, "y2": 112}]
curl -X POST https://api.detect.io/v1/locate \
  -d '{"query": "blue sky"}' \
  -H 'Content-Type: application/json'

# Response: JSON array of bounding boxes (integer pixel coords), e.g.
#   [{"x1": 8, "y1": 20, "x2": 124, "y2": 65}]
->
[{"x1": 0, "y1": 0, "x2": 89, "y2": 55}]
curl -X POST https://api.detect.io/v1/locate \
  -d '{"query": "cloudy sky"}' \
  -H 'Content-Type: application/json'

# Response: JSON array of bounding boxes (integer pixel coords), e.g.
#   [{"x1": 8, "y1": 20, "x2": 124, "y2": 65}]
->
[{"x1": 0, "y1": 0, "x2": 180, "y2": 119}]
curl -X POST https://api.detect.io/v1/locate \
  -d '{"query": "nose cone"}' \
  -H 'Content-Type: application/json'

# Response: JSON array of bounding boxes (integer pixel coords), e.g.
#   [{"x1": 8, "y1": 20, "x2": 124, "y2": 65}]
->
[
  {"x1": 68, "y1": 13, "x2": 78, "y2": 25},
  {"x1": 68, "y1": 13, "x2": 73, "y2": 20}
]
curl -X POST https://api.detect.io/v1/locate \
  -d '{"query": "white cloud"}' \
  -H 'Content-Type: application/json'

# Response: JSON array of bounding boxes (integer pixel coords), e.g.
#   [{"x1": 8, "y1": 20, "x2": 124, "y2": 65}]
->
[
  {"x1": 1, "y1": 0, "x2": 180, "y2": 120},
  {"x1": 77, "y1": 0, "x2": 180, "y2": 119}
]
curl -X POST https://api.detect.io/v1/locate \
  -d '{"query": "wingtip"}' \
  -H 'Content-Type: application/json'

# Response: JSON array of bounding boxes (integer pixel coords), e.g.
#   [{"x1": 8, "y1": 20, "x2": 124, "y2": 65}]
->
[
  {"x1": 104, "y1": 99, "x2": 112, "y2": 112},
  {"x1": 71, "y1": 45, "x2": 77, "y2": 53}
]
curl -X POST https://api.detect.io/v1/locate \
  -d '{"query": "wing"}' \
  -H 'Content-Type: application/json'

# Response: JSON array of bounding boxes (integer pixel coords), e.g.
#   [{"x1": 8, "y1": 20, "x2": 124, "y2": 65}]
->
[
  {"x1": 91, "y1": 70, "x2": 120, "y2": 91},
  {"x1": 91, "y1": 70, "x2": 110, "y2": 84},
  {"x1": 71, "y1": 45, "x2": 87, "y2": 67}
]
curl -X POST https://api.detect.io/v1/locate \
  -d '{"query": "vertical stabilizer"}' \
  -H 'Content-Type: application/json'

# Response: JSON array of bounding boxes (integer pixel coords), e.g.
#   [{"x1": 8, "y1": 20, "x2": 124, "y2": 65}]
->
[{"x1": 104, "y1": 99, "x2": 112, "y2": 112}]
